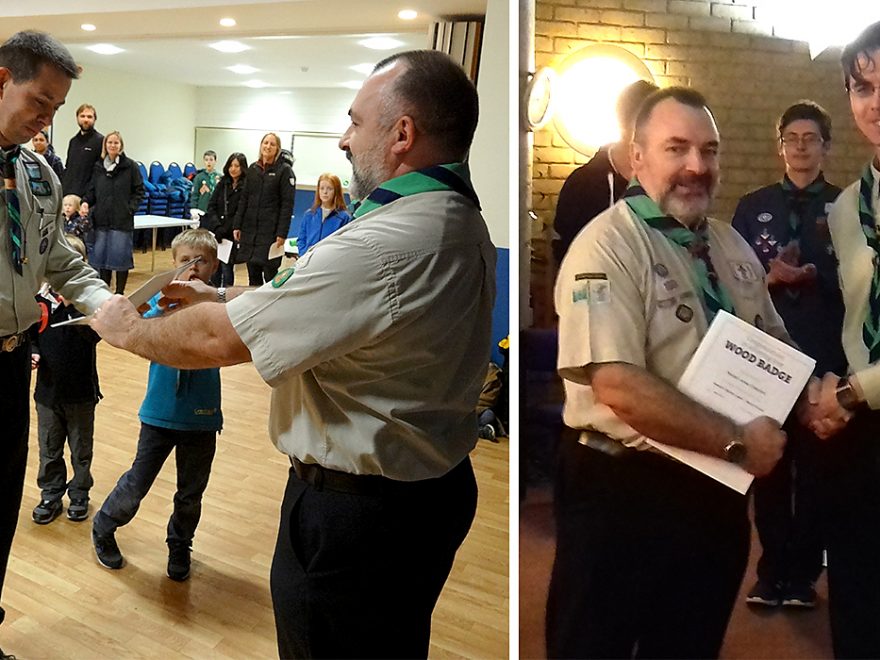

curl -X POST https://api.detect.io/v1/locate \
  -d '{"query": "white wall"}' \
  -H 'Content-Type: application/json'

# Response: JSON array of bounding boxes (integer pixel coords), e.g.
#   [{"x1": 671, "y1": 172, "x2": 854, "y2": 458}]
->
[
  {"x1": 470, "y1": 0, "x2": 510, "y2": 249},
  {"x1": 54, "y1": 63, "x2": 197, "y2": 168}
]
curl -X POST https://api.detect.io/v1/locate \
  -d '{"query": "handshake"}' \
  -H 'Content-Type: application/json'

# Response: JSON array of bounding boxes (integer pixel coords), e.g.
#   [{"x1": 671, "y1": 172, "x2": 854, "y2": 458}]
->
[{"x1": 796, "y1": 372, "x2": 860, "y2": 440}]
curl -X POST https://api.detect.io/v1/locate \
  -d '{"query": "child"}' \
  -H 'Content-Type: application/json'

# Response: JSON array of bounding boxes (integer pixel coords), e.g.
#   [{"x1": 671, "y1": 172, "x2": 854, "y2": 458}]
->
[
  {"x1": 62, "y1": 194, "x2": 91, "y2": 240},
  {"x1": 91, "y1": 228, "x2": 222, "y2": 581},
  {"x1": 30, "y1": 234, "x2": 101, "y2": 525}
]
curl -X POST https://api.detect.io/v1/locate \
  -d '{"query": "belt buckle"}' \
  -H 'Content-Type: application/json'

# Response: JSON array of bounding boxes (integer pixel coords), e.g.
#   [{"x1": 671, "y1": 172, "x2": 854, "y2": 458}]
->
[{"x1": 2, "y1": 335, "x2": 19, "y2": 352}]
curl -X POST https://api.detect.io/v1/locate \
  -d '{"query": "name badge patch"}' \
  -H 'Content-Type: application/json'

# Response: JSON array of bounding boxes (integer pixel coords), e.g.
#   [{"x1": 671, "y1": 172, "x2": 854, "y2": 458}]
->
[{"x1": 271, "y1": 267, "x2": 295, "y2": 288}]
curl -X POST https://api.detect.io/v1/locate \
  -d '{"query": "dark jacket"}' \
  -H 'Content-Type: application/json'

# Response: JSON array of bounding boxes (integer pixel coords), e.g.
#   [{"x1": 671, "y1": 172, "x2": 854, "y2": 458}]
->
[
  {"x1": 731, "y1": 176, "x2": 846, "y2": 375},
  {"x1": 62, "y1": 127, "x2": 104, "y2": 196},
  {"x1": 41, "y1": 145, "x2": 64, "y2": 180},
  {"x1": 233, "y1": 158, "x2": 295, "y2": 263},
  {"x1": 201, "y1": 175, "x2": 244, "y2": 242},
  {"x1": 553, "y1": 145, "x2": 626, "y2": 265},
  {"x1": 31, "y1": 293, "x2": 101, "y2": 407},
  {"x1": 84, "y1": 154, "x2": 145, "y2": 232}
]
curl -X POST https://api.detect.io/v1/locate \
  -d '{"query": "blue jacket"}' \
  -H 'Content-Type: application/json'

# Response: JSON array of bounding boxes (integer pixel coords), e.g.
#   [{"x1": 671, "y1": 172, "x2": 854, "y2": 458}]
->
[
  {"x1": 138, "y1": 294, "x2": 222, "y2": 432},
  {"x1": 295, "y1": 207, "x2": 352, "y2": 255}
]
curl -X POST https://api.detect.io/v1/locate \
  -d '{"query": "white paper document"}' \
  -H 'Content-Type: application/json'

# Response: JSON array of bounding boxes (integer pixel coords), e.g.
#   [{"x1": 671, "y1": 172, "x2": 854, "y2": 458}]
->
[
  {"x1": 51, "y1": 257, "x2": 202, "y2": 328},
  {"x1": 644, "y1": 310, "x2": 816, "y2": 494},
  {"x1": 267, "y1": 241, "x2": 285, "y2": 260},
  {"x1": 217, "y1": 239, "x2": 234, "y2": 264}
]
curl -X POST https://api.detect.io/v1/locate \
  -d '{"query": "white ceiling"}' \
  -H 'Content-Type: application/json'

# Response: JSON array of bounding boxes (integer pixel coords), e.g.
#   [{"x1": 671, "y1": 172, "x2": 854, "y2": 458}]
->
[{"x1": 0, "y1": 0, "x2": 487, "y2": 89}]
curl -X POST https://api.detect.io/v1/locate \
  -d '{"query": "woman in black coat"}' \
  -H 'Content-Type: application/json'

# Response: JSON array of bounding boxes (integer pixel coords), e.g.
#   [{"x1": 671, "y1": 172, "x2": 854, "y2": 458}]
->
[
  {"x1": 201, "y1": 151, "x2": 247, "y2": 287},
  {"x1": 82, "y1": 130, "x2": 145, "y2": 294},
  {"x1": 232, "y1": 132, "x2": 295, "y2": 285}
]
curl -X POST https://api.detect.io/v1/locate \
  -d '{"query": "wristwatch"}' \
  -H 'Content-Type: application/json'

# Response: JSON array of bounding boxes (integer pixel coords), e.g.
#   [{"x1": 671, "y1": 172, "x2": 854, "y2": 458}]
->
[
  {"x1": 723, "y1": 438, "x2": 748, "y2": 465},
  {"x1": 217, "y1": 287, "x2": 226, "y2": 304},
  {"x1": 836, "y1": 376, "x2": 861, "y2": 411}
]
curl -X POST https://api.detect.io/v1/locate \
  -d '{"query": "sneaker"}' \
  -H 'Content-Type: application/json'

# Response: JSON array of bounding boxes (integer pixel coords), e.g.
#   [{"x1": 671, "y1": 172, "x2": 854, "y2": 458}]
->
[
  {"x1": 167, "y1": 545, "x2": 191, "y2": 581},
  {"x1": 745, "y1": 579, "x2": 781, "y2": 607},
  {"x1": 32, "y1": 499, "x2": 63, "y2": 525},
  {"x1": 92, "y1": 531, "x2": 124, "y2": 569},
  {"x1": 782, "y1": 582, "x2": 818, "y2": 608},
  {"x1": 67, "y1": 498, "x2": 89, "y2": 522}
]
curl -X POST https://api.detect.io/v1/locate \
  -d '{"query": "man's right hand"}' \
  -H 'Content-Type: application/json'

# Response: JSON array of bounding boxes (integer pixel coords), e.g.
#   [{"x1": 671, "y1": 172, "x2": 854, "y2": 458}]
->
[
  {"x1": 80, "y1": 201, "x2": 89, "y2": 216},
  {"x1": 739, "y1": 416, "x2": 786, "y2": 477}
]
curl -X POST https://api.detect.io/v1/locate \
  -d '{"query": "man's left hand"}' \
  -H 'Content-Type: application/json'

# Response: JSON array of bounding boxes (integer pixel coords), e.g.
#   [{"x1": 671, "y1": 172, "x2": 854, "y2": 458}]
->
[{"x1": 90, "y1": 295, "x2": 139, "y2": 349}]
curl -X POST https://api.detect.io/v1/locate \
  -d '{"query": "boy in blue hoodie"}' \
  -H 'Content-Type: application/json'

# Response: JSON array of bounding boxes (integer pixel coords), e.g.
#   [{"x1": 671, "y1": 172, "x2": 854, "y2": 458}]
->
[{"x1": 91, "y1": 228, "x2": 222, "y2": 581}]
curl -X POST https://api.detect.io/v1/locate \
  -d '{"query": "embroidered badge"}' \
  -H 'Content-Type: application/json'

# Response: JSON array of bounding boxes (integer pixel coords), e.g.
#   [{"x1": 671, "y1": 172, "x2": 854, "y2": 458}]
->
[
  {"x1": 271, "y1": 267, "x2": 295, "y2": 288},
  {"x1": 675, "y1": 304, "x2": 693, "y2": 323},
  {"x1": 574, "y1": 272, "x2": 606, "y2": 281},
  {"x1": 289, "y1": 177, "x2": 296, "y2": 186},
  {"x1": 755, "y1": 229, "x2": 778, "y2": 255},
  {"x1": 757, "y1": 212, "x2": 773, "y2": 223},
  {"x1": 653, "y1": 263, "x2": 669, "y2": 277},
  {"x1": 731, "y1": 261, "x2": 760, "y2": 282},
  {"x1": 657, "y1": 297, "x2": 677, "y2": 309},
  {"x1": 39, "y1": 236, "x2": 48, "y2": 254},
  {"x1": 590, "y1": 279, "x2": 611, "y2": 304},
  {"x1": 572, "y1": 283, "x2": 590, "y2": 304},
  {"x1": 663, "y1": 279, "x2": 678, "y2": 291}
]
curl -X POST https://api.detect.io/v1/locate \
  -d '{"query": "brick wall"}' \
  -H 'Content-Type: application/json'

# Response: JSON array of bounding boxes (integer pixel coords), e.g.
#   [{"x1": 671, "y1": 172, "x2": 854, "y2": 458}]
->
[{"x1": 530, "y1": 0, "x2": 873, "y2": 326}]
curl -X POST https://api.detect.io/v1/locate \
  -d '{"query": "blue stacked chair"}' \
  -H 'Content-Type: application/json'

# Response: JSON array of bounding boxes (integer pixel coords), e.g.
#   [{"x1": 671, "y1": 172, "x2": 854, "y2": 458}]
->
[
  {"x1": 147, "y1": 161, "x2": 169, "y2": 216},
  {"x1": 183, "y1": 162, "x2": 197, "y2": 180},
  {"x1": 161, "y1": 162, "x2": 191, "y2": 219}
]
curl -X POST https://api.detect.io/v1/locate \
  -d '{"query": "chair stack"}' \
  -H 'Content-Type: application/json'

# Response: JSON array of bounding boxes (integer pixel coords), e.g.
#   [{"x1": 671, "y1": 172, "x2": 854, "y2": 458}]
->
[{"x1": 146, "y1": 161, "x2": 169, "y2": 216}]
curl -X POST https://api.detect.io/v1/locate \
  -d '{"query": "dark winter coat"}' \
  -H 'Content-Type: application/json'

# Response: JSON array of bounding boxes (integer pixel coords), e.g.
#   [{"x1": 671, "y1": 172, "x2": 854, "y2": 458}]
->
[
  {"x1": 202, "y1": 175, "x2": 244, "y2": 242},
  {"x1": 62, "y1": 127, "x2": 103, "y2": 196},
  {"x1": 84, "y1": 154, "x2": 145, "y2": 232},
  {"x1": 233, "y1": 158, "x2": 295, "y2": 263}
]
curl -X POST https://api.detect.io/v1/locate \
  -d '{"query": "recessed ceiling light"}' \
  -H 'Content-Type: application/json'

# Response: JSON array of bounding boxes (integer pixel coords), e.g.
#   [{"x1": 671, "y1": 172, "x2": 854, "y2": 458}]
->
[
  {"x1": 227, "y1": 64, "x2": 258, "y2": 75},
  {"x1": 350, "y1": 63, "x2": 374, "y2": 75},
  {"x1": 209, "y1": 40, "x2": 250, "y2": 54},
  {"x1": 87, "y1": 43, "x2": 124, "y2": 55},
  {"x1": 80, "y1": 23, "x2": 96, "y2": 32},
  {"x1": 341, "y1": 80, "x2": 364, "y2": 90},
  {"x1": 243, "y1": 79, "x2": 269, "y2": 88},
  {"x1": 358, "y1": 36, "x2": 404, "y2": 50},
  {"x1": 398, "y1": 9, "x2": 418, "y2": 20},
  {"x1": 219, "y1": 17, "x2": 236, "y2": 27}
]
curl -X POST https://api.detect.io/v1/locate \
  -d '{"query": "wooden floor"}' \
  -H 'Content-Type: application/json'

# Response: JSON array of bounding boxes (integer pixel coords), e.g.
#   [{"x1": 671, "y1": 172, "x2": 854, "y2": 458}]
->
[{"x1": 2, "y1": 250, "x2": 509, "y2": 659}]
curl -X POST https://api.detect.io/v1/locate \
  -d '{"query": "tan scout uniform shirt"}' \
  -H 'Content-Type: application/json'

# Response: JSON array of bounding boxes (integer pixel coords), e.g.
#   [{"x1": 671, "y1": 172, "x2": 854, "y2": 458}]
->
[
  {"x1": 556, "y1": 199, "x2": 789, "y2": 449},
  {"x1": 828, "y1": 162, "x2": 880, "y2": 408},
  {"x1": 227, "y1": 190, "x2": 496, "y2": 481},
  {"x1": 0, "y1": 147, "x2": 111, "y2": 335}
]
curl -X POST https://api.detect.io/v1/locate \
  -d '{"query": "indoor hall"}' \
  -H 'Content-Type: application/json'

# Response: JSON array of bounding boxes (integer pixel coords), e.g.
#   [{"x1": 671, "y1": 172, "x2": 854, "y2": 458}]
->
[
  {"x1": 520, "y1": 1, "x2": 874, "y2": 658},
  {"x1": 0, "y1": 0, "x2": 511, "y2": 657}
]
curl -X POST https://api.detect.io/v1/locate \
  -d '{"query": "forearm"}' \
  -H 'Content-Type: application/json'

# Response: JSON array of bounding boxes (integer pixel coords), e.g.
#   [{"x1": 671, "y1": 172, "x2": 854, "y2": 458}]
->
[
  {"x1": 117, "y1": 302, "x2": 250, "y2": 369},
  {"x1": 590, "y1": 361, "x2": 738, "y2": 458}
]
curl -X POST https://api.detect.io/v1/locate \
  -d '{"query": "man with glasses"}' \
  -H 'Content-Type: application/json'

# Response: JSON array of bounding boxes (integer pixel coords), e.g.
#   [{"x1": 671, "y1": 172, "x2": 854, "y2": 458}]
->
[{"x1": 731, "y1": 101, "x2": 844, "y2": 611}]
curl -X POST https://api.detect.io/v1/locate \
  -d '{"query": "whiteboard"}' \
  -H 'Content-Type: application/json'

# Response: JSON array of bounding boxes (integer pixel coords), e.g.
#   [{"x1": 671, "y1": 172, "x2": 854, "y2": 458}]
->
[{"x1": 193, "y1": 127, "x2": 352, "y2": 188}]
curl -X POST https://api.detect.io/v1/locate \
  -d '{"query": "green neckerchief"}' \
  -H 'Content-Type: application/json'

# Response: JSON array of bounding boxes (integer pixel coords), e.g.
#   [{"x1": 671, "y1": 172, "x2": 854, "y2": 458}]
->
[
  {"x1": 351, "y1": 162, "x2": 480, "y2": 219},
  {"x1": 622, "y1": 178, "x2": 735, "y2": 322},
  {"x1": 857, "y1": 163, "x2": 880, "y2": 361},
  {"x1": 780, "y1": 172, "x2": 827, "y2": 244}
]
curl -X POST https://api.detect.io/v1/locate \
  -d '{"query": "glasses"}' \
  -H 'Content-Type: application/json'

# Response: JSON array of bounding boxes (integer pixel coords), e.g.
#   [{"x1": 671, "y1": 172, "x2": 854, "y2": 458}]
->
[{"x1": 780, "y1": 134, "x2": 824, "y2": 147}]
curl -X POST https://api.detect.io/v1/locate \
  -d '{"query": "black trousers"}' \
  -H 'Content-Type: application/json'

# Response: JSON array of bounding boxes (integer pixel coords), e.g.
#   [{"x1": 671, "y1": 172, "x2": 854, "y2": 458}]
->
[
  {"x1": 546, "y1": 440, "x2": 750, "y2": 659},
  {"x1": 246, "y1": 257, "x2": 281, "y2": 286},
  {"x1": 0, "y1": 341, "x2": 31, "y2": 624},
  {"x1": 270, "y1": 456, "x2": 477, "y2": 659},
  {"x1": 753, "y1": 424, "x2": 824, "y2": 586},
  {"x1": 822, "y1": 411, "x2": 880, "y2": 658}
]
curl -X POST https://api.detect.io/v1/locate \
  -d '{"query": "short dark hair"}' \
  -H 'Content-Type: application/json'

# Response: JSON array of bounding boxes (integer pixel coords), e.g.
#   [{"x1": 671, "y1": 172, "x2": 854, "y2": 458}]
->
[
  {"x1": 616, "y1": 79, "x2": 659, "y2": 137},
  {"x1": 222, "y1": 152, "x2": 248, "y2": 180},
  {"x1": 373, "y1": 50, "x2": 479, "y2": 161},
  {"x1": 777, "y1": 100, "x2": 832, "y2": 142},
  {"x1": 633, "y1": 86, "x2": 714, "y2": 143},
  {"x1": 841, "y1": 21, "x2": 880, "y2": 91},
  {"x1": 204, "y1": 150, "x2": 217, "y2": 159},
  {"x1": 0, "y1": 31, "x2": 79, "y2": 82}
]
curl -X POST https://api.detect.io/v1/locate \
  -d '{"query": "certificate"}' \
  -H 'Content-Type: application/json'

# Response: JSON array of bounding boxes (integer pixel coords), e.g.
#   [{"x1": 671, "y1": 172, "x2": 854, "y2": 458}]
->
[
  {"x1": 51, "y1": 257, "x2": 202, "y2": 328},
  {"x1": 645, "y1": 310, "x2": 816, "y2": 494}
]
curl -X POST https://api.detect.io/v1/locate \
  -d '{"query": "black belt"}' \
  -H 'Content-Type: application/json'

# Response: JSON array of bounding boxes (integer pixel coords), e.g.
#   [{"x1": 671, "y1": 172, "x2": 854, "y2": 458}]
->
[
  {"x1": 291, "y1": 457, "x2": 407, "y2": 496},
  {"x1": 0, "y1": 333, "x2": 26, "y2": 353}
]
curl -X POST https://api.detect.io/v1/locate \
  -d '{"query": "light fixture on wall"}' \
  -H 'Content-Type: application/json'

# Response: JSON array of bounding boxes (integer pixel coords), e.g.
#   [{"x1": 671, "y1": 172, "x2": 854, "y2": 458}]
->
[{"x1": 551, "y1": 44, "x2": 654, "y2": 156}]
